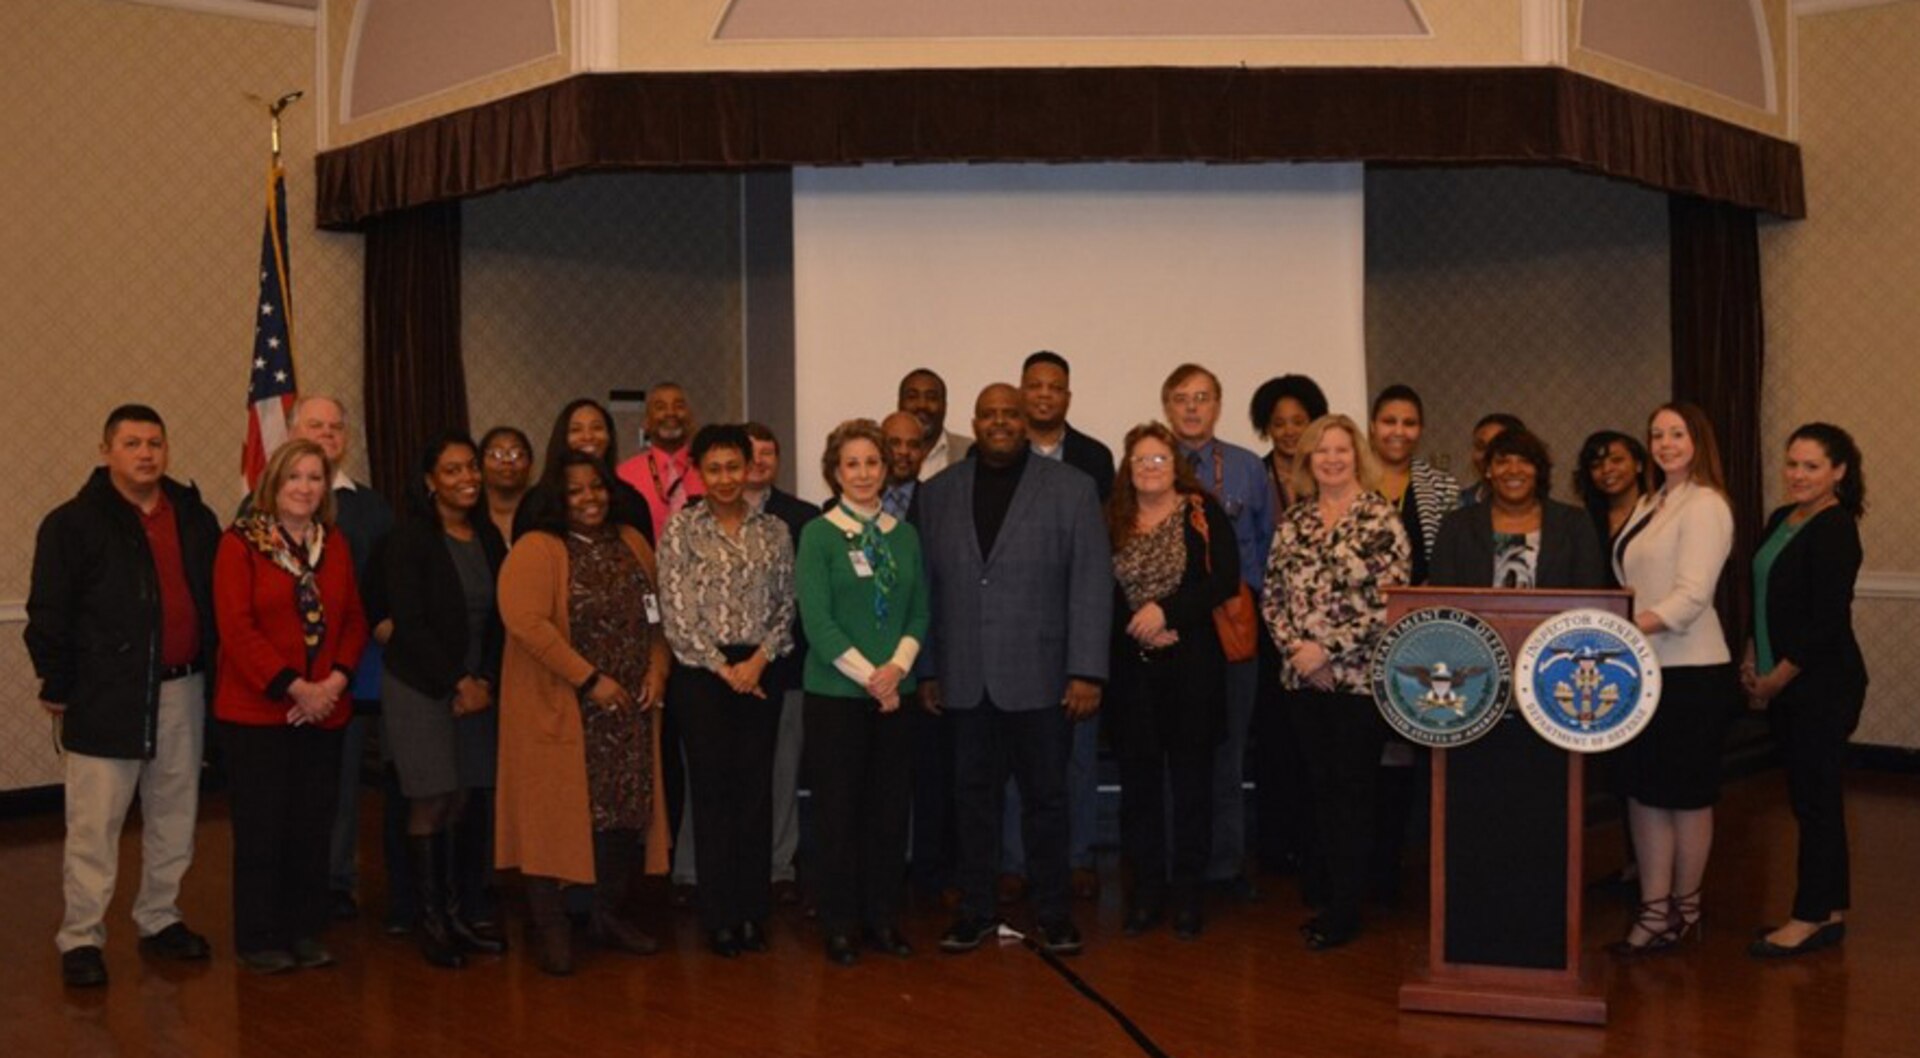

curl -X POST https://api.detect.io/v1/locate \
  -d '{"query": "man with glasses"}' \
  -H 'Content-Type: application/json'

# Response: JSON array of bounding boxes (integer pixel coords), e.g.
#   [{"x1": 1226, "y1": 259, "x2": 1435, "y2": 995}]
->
[{"x1": 1161, "y1": 365, "x2": 1273, "y2": 900}]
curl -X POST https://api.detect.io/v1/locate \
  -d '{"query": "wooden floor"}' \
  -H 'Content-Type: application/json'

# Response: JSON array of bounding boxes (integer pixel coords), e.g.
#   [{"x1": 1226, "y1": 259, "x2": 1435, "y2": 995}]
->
[{"x1": 2, "y1": 769, "x2": 1915, "y2": 1058}]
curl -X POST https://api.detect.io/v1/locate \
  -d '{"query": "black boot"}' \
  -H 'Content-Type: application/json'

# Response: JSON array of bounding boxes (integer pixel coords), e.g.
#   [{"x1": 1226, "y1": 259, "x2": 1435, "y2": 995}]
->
[
  {"x1": 525, "y1": 876, "x2": 573, "y2": 975},
  {"x1": 407, "y1": 834, "x2": 466, "y2": 969},
  {"x1": 446, "y1": 825, "x2": 507, "y2": 955},
  {"x1": 590, "y1": 831, "x2": 659, "y2": 956}
]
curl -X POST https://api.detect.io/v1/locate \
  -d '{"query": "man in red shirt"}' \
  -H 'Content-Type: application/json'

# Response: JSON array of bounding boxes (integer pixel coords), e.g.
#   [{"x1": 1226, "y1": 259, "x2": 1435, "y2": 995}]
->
[{"x1": 27, "y1": 405, "x2": 222, "y2": 987}]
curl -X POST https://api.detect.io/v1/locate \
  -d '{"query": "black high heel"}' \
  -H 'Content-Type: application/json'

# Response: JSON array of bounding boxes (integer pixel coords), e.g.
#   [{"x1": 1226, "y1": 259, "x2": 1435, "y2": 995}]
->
[
  {"x1": 1749, "y1": 920, "x2": 1845, "y2": 958},
  {"x1": 1666, "y1": 889, "x2": 1703, "y2": 947},
  {"x1": 1606, "y1": 898, "x2": 1679, "y2": 958}
]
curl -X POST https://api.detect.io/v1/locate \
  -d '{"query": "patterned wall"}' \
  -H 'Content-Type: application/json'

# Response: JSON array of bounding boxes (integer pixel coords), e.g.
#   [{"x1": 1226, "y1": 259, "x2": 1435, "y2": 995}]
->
[
  {"x1": 463, "y1": 172, "x2": 745, "y2": 470},
  {"x1": 1364, "y1": 166, "x2": 1672, "y2": 492},
  {"x1": 1761, "y1": 3, "x2": 1920, "y2": 749},
  {"x1": 0, "y1": 0, "x2": 365, "y2": 791}
]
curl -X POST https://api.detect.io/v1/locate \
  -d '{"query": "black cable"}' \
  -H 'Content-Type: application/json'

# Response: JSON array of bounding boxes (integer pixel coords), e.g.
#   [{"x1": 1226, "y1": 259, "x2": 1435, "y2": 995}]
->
[{"x1": 1020, "y1": 933, "x2": 1176, "y2": 1058}]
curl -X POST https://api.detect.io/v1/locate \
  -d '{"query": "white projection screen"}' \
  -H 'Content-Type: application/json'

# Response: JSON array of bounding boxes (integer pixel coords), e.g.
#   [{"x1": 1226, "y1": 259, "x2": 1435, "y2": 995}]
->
[{"x1": 790, "y1": 163, "x2": 1367, "y2": 504}]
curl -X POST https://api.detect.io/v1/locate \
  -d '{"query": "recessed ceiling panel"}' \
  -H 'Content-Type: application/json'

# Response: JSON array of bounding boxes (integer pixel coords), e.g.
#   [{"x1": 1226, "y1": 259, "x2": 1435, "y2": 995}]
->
[
  {"x1": 715, "y1": 0, "x2": 1430, "y2": 41},
  {"x1": 345, "y1": 0, "x2": 559, "y2": 120},
  {"x1": 1579, "y1": 0, "x2": 1774, "y2": 110}
]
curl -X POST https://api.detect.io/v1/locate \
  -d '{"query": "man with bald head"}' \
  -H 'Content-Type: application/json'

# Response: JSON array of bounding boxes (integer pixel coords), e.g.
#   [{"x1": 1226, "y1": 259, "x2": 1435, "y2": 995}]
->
[
  {"x1": 284, "y1": 396, "x2": 404, "y2": 929},
  {"x1": 915, "y1": 384, "x2": 1111, "y2": 955}
]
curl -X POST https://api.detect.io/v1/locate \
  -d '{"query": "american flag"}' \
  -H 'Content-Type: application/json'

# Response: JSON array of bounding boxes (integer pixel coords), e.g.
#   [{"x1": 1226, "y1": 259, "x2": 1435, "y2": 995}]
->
[{"x1": 242, "y1": 162, "x2": 298, "y2": 490}]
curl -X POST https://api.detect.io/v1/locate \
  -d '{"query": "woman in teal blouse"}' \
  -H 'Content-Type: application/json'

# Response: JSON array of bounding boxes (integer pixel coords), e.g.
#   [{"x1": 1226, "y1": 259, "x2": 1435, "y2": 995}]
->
[
  {"x1": 796, "y1": 419, "x2": 931, "y2": 966},
  {"x1": 1743, "y1": 423, "x2": 1868, "y2": 958}
]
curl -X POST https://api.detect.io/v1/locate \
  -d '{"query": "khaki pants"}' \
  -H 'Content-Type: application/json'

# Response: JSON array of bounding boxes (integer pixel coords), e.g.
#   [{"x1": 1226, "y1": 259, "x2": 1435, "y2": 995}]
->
[{"x1": 56, "y1": 674, "x2": 204, "y2": 953}]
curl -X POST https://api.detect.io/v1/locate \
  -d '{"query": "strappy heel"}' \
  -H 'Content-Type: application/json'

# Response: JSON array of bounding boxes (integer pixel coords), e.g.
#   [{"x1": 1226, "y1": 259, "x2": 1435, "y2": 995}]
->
[
  {"x1": 1666, "y1": 889, "x2": 1703, "y2": 947},
  {"x1": 1607, "y1": 898, "x2": 1679, "y2": 958}
]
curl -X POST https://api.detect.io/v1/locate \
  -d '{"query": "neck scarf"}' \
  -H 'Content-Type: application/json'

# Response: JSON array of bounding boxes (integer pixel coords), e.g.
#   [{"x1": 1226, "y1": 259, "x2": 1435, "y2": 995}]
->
[
  {"x1": 838, "y1": 500, "x2": 898, "y2": 625},
  {"x1": 239, "y1": 511, "x2": 328, "y2": 662}
]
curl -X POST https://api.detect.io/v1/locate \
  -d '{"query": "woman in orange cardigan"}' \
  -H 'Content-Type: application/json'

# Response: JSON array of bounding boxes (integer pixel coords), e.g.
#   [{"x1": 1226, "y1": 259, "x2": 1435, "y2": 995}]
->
[
  {"x1": 496, "y1": 452, "x2": 671, "y2": 975},
  {"x1": 213, "y1": 439, "x2": 369, "y2": 974}
]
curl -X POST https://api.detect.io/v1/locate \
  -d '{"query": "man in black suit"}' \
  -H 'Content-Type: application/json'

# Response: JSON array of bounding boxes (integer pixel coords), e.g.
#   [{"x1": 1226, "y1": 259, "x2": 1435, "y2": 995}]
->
[
  {"x1": 744, "y1": 423, "x2": 818, "y2": 906},
  {"x1": 999, "y1": 351, "x2": 1116, "y2": 904}
]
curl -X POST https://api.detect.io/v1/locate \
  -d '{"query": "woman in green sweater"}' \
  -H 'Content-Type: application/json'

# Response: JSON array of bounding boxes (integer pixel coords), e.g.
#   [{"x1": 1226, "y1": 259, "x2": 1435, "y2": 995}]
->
[{"x1": 796, "y1": 419, "x2": 931, "y2": 967}]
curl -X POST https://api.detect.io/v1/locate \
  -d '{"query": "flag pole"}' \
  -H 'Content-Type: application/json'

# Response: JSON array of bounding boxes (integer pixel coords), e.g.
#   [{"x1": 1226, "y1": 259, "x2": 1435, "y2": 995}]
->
[{"x1": 268, "y1": 90, "x2": 303, "y2": 163}]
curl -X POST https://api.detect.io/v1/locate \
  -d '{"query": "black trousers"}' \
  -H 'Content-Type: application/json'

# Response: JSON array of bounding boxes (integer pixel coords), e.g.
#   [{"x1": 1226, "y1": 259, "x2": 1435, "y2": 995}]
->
[
  {"x1": 1288, "y1": 690, "x2": 1387, "y2": 929},
  {"x1": 909, "y1": 704, "x2": 957, "y2": 892},
  {"x1": 951, "y1": 701, "x2": 1072, "y2": 923},
  {"x1": 803, "y1": 694, "x2": 913, "y2": 935},
  {"x1": 221, "y1": 721, "x2": 344, "y2": 953},
  {"x1": 1253, "y1": 634, "x2": 1315, "y2": 873},
  {"x1": 1118, "y1": 747, "x2": 1213, "y2": 904},
  {"x1": 1771, "y1": 684, "x2": 1864, "y2": 922},
  {"x1": 671, "y1": 664, "x2": 780, "y2": 932}
]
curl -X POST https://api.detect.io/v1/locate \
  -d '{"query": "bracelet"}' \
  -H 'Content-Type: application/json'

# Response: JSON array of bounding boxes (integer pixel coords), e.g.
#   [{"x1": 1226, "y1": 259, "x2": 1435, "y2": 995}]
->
[{"x1": 579, "y1": 670, "x2": 602, "y2": 696}]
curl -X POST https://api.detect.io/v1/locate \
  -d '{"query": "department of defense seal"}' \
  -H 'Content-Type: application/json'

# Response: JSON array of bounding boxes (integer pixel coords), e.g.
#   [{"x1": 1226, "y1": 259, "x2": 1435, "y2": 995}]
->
[
  {"x1": 1370, "y1": 607, "x2": 1512, "y2": 748},
  {"x1": 1513, "y1": 608, "x2": 1661, "y2": 753}
]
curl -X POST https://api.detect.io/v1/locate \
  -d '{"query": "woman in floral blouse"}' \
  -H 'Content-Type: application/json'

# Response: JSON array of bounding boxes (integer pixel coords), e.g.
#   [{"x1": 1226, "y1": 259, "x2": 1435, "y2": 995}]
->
[
  {"x1": 1262, "y1": 414, "x2": 1411, "y2": 951},
  {"x1": 658, "y1": 424, "x2": 797, "y2": 958}
]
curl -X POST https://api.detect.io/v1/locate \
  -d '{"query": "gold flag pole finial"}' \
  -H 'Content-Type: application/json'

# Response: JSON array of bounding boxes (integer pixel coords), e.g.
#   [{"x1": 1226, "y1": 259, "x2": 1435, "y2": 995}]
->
[{"x1": 268, "y1": 90, "x2": 304, "y2": 162}]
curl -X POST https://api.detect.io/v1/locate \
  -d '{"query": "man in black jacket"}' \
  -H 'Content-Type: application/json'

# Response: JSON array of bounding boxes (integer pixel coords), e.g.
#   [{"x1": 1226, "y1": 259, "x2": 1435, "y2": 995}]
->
[{"x1": 26, "y1": 405, "x2": 221, "y2": 987}]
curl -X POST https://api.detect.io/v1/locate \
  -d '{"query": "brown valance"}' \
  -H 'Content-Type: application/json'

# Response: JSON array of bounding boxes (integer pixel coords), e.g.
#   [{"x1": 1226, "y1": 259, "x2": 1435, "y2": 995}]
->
[{"x1": 316, "y1": 66, "x2": 1805, "y2": 230}]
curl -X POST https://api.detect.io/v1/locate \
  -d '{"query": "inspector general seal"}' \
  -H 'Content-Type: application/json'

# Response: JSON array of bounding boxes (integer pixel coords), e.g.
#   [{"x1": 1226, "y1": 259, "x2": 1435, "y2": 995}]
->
[
  {"x1": 1513, "y1": 608, "x2": 1662, "y2": 753},
  {"x1": 1370, "y1": 607, "x2": 1512, "y2": 748}
]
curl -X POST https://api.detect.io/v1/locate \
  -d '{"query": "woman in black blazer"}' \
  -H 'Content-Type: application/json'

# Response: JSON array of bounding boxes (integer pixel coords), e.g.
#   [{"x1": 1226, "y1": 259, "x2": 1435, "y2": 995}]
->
[
  {"x1": 1743, "y1": 423, "x2": 1869, "y2": 958},
  {"x1": 1429, "y1": 429, "x2": 1607, "y2": 589},
  {"x1": 1104, "y1": 423, "x2": 1241, "y2": 940},
  {"x1": 382, "y1": 432, "x2": 509, "y2": 968}
]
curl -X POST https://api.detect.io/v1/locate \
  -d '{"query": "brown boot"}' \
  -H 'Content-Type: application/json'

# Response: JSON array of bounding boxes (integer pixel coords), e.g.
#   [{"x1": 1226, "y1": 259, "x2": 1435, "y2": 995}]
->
[
  {"x1": 524, "y1": 877, "x2": 573, "y2": 975},
  {"x1": 590, "y1": 831, "x2": 659, "y2": 955}
]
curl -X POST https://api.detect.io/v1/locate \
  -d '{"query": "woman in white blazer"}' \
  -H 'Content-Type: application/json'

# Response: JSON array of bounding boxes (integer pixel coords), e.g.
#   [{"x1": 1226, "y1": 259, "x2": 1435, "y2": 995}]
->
[
  {"x1": 1605, "y1": 401, "x2": 1743, "y2": 956},
  {"x1": 1606, "y1": 402, "x2": 1737, "y2": 956}
]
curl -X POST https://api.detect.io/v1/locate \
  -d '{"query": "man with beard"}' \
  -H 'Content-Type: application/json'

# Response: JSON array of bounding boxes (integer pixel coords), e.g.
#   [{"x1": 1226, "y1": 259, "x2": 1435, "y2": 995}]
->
[
  {"x1": 917, "y1": 384, "x2": 1111, "y2": 955},
  {"x1": 999, "y1": 351, "x2": 1115, "y2": 905},
  {"x1": 898, "y1": 369, "x2": 971, "y2": 479},
  {"x1": 880, "y1": 411, "x2": 927, "y2": 521}
]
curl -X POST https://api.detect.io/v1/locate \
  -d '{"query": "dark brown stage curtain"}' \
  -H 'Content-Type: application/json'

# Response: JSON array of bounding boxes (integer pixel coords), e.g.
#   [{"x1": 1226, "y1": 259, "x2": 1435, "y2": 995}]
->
[
  {"x1": 316, "y1": 69, "x2": 1805, "y2": 230},
  {"x1": 1669, "y1": 194, "x2": 1764, "y2": 651},
  {"x1": 363, "y1": 202, "x2": 468, "y2": 502}
]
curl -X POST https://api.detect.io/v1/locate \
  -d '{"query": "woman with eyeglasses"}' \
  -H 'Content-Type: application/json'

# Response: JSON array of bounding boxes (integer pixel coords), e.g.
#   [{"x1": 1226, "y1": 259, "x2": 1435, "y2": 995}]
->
[
  {"x1": 1105, "y1": 423, "x2": 1240, "y2": 940},
  {"x1": 479, "y1": 426, "x2": 534, "y2": 544}
]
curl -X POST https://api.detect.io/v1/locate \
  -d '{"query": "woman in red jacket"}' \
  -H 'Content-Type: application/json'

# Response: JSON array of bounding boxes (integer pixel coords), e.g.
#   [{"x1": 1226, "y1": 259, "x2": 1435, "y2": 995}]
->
[{"x1": 214, "y1": 439, "x2": 369, "y2": 974}]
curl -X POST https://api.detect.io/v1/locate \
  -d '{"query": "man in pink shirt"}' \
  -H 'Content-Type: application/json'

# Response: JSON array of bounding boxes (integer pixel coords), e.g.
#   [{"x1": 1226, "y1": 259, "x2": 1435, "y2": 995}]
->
[{"x1": 617, "y1": 382, "x2": 705, "y2": 540}]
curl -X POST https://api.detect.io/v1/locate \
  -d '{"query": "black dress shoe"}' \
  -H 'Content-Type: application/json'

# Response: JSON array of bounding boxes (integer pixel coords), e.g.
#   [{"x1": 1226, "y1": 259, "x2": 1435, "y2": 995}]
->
[
  {"x1": 865, "y1": 927, "x2": 913, "y2": 958},
  {"x1": 825, "y1": 934, "x2": 859, "y2": 966},
  {"x1": 139, "y1": 922, "x2": 212, "y2": 961},
  {"x1": 1172, "y1": 906, "x2": 1204, "y2": 941},
  {"x1": 1121, "y1": 905, "x2": 1163, "y2": 937},
  {"x1": 1749, "y1": 921, "x2": 1846, "y2": 959},
  {"x1": 1301, "y1": 913, "x2": 1358, "y2": 951},
  {"x1": 239, "y1": 949, "x2": 298, "y2": 975},
  {"x1": 738, "y1": 920, "x2": 769, "y2": 953},
  {"x1": 1038, "y1": 918, "x2": 1084, "y2": 956},
  {"x1": 708, "y1": 927, "x2": 741, "y2": 958},
  {"x1": 938, "y1": 916, "x2": 998, "y2": 954},
  {"x1": 61, "y1": 946, "x2": 107, "y2": 988}
]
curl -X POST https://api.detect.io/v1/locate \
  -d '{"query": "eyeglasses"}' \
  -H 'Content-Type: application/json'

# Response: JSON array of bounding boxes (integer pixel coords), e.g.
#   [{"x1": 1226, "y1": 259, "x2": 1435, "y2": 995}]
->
[
  {"x1": 485, "y1": 448, "x2": 529, "y2": 464},
  {"x1": 1167, "y1": 392, "x2": 1216, "y2": 408},
  {"x1": 1130, "y1": 453, "x2": 1172, "y2": 468}
]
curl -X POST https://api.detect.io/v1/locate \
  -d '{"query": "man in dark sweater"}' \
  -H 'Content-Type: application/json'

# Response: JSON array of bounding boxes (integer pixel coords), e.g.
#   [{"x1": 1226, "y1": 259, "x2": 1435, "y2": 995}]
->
[{"x1": 27, "y1": 405, "x2": 221, "y2": 987}]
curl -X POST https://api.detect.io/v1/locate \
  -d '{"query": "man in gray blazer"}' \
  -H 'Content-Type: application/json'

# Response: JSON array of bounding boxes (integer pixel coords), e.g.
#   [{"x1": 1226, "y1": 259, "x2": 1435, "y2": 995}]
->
[{"x1": 917, "y1": 384, "x2": 1112, "y2": 955}]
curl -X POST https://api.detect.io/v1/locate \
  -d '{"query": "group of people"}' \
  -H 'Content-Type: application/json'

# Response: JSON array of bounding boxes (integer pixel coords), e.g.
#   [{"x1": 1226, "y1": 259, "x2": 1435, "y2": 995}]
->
[{"x1": 27, "y1": 354, "x2": 1869, "y2": 988}]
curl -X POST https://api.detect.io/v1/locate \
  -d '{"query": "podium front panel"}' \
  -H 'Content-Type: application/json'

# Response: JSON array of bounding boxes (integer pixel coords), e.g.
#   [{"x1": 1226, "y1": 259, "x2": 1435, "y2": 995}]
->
[{"x1": 1443, "y1": 713, "x2": 1569, "y2": 968}]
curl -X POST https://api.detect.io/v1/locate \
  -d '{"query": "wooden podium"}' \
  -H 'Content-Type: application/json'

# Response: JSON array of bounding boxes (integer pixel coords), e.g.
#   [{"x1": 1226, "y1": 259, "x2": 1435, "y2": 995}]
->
[{"x1": 1386, "y1": 586, "x2": 1631, "y2": 1027}]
